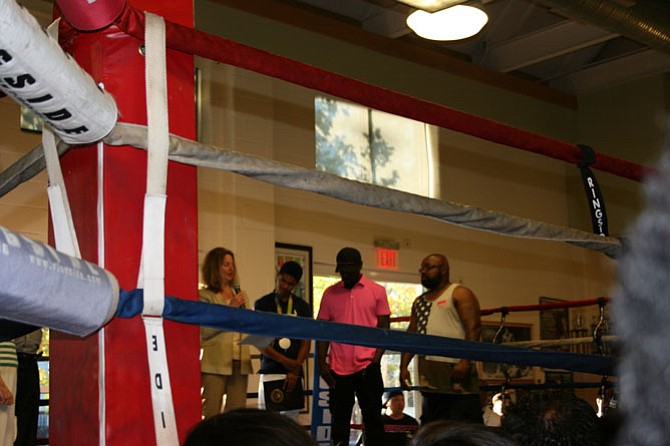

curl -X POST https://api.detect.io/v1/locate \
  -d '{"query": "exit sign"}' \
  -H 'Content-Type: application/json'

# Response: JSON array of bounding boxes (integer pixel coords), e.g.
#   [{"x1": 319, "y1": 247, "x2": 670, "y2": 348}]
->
[{"x1": 375, "y1": 247, "x2": 398, "y2": 270}]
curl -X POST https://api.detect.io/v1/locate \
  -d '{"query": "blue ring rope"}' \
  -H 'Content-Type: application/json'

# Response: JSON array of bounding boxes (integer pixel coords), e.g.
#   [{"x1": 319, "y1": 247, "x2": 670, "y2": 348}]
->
[{"x1": 116, "y1": 290, "x2": 614, "y2": 376}]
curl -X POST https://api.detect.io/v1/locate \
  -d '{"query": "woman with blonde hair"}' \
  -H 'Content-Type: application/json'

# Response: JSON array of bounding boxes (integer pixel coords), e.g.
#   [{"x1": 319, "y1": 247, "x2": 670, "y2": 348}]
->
[{"x1": 200, "y1": 247, "x2": 252, "y2": 418}]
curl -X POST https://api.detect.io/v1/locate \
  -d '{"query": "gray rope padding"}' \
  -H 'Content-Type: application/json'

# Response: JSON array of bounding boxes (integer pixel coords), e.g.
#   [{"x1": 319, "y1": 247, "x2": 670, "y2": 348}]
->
[
  {"x1": 0, "y1": 138, "x2": 70, "y2": 197},
  {"x1": 0, "y1": 123, "x2": 623, "y2": 257}
]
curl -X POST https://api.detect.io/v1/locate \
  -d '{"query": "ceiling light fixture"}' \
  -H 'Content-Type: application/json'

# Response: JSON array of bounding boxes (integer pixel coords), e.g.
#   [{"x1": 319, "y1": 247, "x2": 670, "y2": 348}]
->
[
  {"x1": 396, "y1": 0, "x2": 465, "y2": 13},
  {"x1": 406, "y1": 5, "x2": 489, "y2": 41}
]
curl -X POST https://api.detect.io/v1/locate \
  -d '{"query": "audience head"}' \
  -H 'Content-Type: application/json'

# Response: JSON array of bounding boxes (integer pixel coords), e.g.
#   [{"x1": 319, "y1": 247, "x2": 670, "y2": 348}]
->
[
  {"x1": 385, "y1": 390, "x2": 406, "y2": 417},
  {"x1": 201, "y1": 247, "x2": 238, "y2": 292},
  {"x1": 613, "y1": 151, "x2": 670, "y2": 445},
  {"x1": 502, "y1": 393, "x2": 602, "y2": 446},
  {"x1": 412, "y1": 420, "x2": 519, "y2": 446},
  {"x1": 183, "y1": 408, "x2": 316, "y2": 446}
]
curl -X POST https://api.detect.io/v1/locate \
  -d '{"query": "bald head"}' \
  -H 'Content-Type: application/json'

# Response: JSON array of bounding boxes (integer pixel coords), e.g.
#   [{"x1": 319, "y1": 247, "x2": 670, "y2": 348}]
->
[
  {"x1": 420, "y1": 254, "x2": 450, "y2": 290},
  {"x1": 426, "y1": 254, "x2": 448, "y2": 270}
]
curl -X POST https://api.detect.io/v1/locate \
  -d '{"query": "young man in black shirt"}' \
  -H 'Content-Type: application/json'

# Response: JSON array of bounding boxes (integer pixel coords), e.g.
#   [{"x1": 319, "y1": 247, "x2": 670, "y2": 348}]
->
[{"x1": 254, "y1": 261, "x2": 311, "y2": 415}]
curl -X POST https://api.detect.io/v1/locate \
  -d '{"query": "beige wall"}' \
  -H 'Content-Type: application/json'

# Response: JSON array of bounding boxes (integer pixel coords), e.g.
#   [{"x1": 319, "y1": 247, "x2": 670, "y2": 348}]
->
[
  {"x1": 571, "y1": 74, "x2": 670, "y2": 235},
  {"x1": 0, "y1": 97, "x2": 47, "y2": 242},
  {"x1": 197, "y1": 60, "x2": 277, "y2": 300}
]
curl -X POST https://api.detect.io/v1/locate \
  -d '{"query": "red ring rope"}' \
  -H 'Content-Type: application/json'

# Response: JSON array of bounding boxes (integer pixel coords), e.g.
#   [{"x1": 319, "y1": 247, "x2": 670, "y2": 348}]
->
[
  {"x1": 480, "y1": 297, "x2": 610, "y2": 316},
  {"x1": 98, "y1": 4, "x2": 653, "y2": 183},
  {"x1": 390, "y1": 297, "x2": 610, "y2": 323}
]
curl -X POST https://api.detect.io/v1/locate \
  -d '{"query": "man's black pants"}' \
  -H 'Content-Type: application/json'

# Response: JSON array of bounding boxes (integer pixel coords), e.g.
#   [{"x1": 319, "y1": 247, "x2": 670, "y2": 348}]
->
[
  {"x1": 14, "y1": 353, "x2": 40, "y2": 446},
  {"x1": 329, "y1": 363, "x2": 384, "y2": 446}
]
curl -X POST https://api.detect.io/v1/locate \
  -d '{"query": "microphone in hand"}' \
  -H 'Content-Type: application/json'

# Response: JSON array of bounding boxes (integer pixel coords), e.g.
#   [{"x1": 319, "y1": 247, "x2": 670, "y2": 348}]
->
[{"x1": 233, "y1": 283, "x2": 245, "y2": 309}]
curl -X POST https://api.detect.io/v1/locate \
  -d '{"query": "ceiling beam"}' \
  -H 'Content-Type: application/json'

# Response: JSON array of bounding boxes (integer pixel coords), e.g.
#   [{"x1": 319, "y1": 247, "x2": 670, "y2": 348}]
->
[
  {"x1": 483, "y1": 20, "x2": 618, "y2": 72},
  {"x1": 549, "y1": 48, "x2": 670, "y2": 94},
  {"x1": 361, "y1": 7, "x2": 411, "y2": 39}
]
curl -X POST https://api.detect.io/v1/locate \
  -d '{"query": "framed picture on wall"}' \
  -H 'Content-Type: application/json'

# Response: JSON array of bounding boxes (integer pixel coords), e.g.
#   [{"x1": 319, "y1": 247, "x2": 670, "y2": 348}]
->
[
  {"x1": 275, "y1": 242, "x2": 313, "y2": 308},
  {"x1": 477, "y1": 321, "x2": 534, "y2": 383},
  {"x1": 544, "y1": 370, "x2": 573, "y2": 385}
]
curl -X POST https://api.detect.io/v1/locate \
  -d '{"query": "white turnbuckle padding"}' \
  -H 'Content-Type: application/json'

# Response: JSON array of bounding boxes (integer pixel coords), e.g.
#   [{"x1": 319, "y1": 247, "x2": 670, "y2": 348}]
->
[
  {"x1": 0, "y1": 0, "x2": 117, "y2": 144},
  {"x1": 0, "y1": 225, "x2": 118, "y2": 336},
  {"x1": 43, "y1": 128, "x2": 81, "y2": 258}
]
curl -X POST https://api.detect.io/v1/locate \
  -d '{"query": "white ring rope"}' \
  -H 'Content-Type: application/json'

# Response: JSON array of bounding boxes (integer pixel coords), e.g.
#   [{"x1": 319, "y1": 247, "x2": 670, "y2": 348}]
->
[
  {"x1": 109, "y1": 124, "x2": 623, "y2": 256},
  {"x1": 502, "y1": 335, "x2": 616, "y2": 349},
  {"x1": 0, "y1": 123, "x2": 623, "y2": 257}
]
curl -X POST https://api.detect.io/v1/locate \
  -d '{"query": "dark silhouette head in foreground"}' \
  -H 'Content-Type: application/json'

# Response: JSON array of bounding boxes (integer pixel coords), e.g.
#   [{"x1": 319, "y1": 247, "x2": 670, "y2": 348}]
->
[
  {"x1": 613, "y1": 150, "x2": 670, "y2": 445},
  {"x1": 501, "y1": 393, "x2": 602, "y2": 446},
  {"x1": 183, "y1": 408, "x2": 316, "y2": 446},
  {"x1": 412, "y1": 420, "x2": 519, "y2": 446}
]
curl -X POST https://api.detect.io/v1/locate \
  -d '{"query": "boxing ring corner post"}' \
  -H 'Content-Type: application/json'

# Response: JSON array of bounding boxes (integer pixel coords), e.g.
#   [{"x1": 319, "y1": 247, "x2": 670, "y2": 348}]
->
[{"x1": 6, "y1": 0, "x2": 205, "y2": 444}]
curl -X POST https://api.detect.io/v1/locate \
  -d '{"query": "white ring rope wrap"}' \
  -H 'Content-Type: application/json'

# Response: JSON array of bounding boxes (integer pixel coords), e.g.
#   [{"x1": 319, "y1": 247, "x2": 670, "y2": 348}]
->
[
  {"x1": 0, "y1": 225, "x2": 119, "y2": 336},
  {"x1": 44, "y1": 128, "x2": 82, "y2": 258},
  {"x1": 0, "y1": 0, "x2": 117, "y2": 144},
  {"x1": 139, "y1": 10, "x2": 170, "y2": 316},
  {"x1": 140, "y1": 13, "x2": 179, "y2": 446}
]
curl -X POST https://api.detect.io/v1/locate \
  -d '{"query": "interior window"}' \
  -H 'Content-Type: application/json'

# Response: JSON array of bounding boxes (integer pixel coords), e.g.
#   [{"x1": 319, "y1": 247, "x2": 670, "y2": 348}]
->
[{"x1": 315, "y1": 96, "x2": 437, "y2": 197}]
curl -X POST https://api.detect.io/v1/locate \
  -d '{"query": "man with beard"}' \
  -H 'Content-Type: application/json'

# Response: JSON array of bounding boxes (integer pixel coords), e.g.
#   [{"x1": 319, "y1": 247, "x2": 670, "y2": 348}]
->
[
  {"x1": 399, "y1": 253, "x2": 482, "y2": 424},
  {"x1": 317, "y1": 247, "x2": 390, "y2": 446}
]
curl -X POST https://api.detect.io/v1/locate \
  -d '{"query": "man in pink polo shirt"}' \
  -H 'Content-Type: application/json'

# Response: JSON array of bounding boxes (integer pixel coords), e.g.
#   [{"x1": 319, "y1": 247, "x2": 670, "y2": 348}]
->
[{"x1": 317, "y1": 247, "x2": 391, "y2": 446}]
